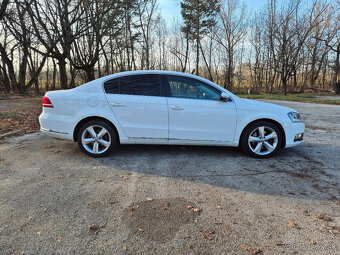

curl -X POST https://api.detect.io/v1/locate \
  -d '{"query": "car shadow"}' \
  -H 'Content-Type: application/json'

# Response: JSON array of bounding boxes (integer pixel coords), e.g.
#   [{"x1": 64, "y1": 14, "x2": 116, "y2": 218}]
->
[{"x1": 95, "y1": 142, "x2": 339, "y2": 202}]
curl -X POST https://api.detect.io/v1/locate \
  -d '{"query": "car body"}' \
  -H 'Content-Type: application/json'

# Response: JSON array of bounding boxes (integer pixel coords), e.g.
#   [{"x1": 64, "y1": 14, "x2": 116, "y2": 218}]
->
[{"x1": 39, "y1": 70, "x2": 305, "y2": 157}]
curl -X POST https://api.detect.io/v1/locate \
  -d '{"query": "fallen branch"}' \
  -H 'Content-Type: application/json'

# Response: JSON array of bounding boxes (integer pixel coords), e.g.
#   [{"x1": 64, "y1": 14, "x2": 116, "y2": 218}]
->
[{"x1": 0, "y1": 129, "x2": 23, "y2": 139}]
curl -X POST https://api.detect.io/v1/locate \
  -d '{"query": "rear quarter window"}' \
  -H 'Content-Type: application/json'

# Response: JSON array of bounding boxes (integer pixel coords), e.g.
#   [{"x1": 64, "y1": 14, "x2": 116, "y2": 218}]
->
[
  {"x1": 120, "y1": 74, "x2": 161, "y2": 96},
  {"x1": 103, "y1": 74, "x2": 161, "y2": 97},
  {"x1": 104, "y1": 78, "x2": 119, "y2": 94}
]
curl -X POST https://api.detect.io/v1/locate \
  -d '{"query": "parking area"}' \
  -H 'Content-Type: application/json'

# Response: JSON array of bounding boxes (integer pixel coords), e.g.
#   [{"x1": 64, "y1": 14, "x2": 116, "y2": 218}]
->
[{"x1": 0, "y1": 100, "x2": 339, "y2": 254}]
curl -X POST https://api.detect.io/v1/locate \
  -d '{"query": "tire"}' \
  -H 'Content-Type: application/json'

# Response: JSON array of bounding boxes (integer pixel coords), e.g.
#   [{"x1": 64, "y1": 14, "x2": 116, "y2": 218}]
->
[
  {"x1": 240, "y1": 121, "x2": 282, "y2": 158},
  {"x1": 77, "y1": 120, "x2": 118, "y2": 157}
]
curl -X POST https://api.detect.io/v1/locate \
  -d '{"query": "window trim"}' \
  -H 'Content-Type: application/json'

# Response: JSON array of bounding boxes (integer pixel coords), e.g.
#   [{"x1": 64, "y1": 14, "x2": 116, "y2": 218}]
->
[{"x1": 163, "y1": 75, "x2": 223, "y2": 101}]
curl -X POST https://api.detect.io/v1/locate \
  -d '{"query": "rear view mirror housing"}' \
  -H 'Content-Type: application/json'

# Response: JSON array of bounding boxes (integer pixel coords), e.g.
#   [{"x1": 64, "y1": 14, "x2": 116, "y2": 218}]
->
[{"x1": 220, "y1": 92, "x2": 230, "y2": 101}]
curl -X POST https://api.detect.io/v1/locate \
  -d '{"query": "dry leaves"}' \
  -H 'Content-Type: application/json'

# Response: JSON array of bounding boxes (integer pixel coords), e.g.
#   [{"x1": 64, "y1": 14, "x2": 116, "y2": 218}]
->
[
  {"x1": 187, "y1": 205, "x2": 201, "y2": 213},
  {"x1": 276, "y1": 241, "x2": 286, "y2": 246},
  {"x1": 0, "y1": 104, "x2": 41, "y2": 138},
  {"x1": 309, "y1": 239, "x2": 316, "y2": 245},
  {"x1": 250, "y1": 248, "x2": 262, "y2": 254},
  {"x1": 288, "y1": 221, "x2": 300, "y2": 229},
  {"x1": 128, "y1": 205, "x2": 139, "y2": 211},
  {"x1": 302, "y1": 210, "x2": 310, "y2": 216},
  {"x1": 203, "y1": 228, "x2": 215, "y2": 241},
  {"x1": 314, "y1": 213, "x2": 332, "y2": 222},
  {"x1": 324, "y1": 225, "x2": 340, "y2": 235},
  {"x1": 88, "y1": 224, "x2": 101, "y2": 234},
  {"x1": 162, "y1": 202, "x2": 169, "y2": 210},
  {"x1": 240, "y1": 245, "x2": 247, "y2": 251}
]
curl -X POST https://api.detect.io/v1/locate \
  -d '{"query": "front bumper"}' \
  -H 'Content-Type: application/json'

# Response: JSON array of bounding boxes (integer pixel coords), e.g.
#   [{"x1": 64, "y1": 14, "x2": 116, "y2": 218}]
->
[{"x1": 283, "y1": 122, "x2": 305, "y2": 148}]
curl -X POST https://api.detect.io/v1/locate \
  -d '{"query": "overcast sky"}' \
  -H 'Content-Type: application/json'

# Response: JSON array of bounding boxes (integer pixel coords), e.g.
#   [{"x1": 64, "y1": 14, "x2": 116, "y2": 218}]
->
[{"x1": 158, "y1": 0, "x2": 267, "y2": 19}]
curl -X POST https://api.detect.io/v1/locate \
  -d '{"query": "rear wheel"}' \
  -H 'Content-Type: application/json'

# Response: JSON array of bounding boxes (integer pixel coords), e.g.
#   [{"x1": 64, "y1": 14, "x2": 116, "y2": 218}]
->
[
  {"x1": 240, "y1": 121, "x2": 282, "y2": 158},
  {"x1": 77, "y1": 120, "x2": 117, "y2": 157}
]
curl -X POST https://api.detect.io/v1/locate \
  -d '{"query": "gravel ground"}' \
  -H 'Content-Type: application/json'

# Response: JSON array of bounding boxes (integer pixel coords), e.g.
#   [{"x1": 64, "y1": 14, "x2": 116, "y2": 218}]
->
[
  {"x1": 316, "y1": 95, "x2": 340, "y2": 101},
  {"x1": 0, "y1": 100, "x2": 339, "y2": 255}
]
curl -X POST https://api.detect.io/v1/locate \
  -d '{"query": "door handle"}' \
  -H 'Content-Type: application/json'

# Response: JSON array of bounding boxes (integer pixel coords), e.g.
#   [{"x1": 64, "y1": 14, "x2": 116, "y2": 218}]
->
[
  {"x1": 171, "y1": 106, "x2": 184, "y2": 111},
  {"x1": 111, "y1": 103, "x2": 125, "y2": 107}
]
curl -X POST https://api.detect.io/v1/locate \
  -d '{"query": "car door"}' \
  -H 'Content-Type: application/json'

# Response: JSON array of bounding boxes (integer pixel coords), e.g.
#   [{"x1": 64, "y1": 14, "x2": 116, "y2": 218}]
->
[
  {"x1": 104, "y1": 74, "x2": 168, "y2": 139},
  {"x1": 165, "y1": 75, "x2": 237, "y2": 142}
]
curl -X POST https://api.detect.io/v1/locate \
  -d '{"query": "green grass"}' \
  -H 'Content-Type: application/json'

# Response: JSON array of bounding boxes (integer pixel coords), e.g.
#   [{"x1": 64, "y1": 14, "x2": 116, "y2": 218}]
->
[{"x1": 237, "y1": 94, "x2": 340, "y2": 105}]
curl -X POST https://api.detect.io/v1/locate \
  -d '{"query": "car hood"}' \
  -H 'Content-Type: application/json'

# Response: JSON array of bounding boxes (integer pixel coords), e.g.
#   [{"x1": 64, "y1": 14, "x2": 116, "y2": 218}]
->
[{"x1": 241, "y1": 98, "x2": 296, "y2": 113}]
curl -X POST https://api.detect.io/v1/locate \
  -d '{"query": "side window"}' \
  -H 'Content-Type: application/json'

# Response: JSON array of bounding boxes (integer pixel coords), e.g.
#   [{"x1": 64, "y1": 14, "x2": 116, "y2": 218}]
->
[
  {"x1": 167, "y1": 75, "x2": 221, "y2": 100},
  {"x1": 104, "y1": 78, "x2": 119, "y2": 94},
  {"x1": 120, "y1": 74, "x2": 161, "y2": 96}
]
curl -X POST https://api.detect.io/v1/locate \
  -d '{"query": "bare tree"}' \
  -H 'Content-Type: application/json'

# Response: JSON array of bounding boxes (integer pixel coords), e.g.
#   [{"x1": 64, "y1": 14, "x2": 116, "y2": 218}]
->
[
  {"x1": 26, "y1": 0, "x2": 83, "y2": 89},
  {"x1": 70, "y1": 0, "x2": 122, "y2": 82},
  {"x1": 215, "y1": 0, "x2": 247, "y2": 90}
]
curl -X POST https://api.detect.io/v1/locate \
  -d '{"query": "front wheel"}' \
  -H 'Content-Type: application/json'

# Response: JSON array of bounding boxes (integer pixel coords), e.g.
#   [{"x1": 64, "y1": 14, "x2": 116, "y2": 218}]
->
[
  {"x1": 240, "y1": 121, "x2": 282, "y2": 158},
  {"x1": 77, "y1": 120, "x2": 118, "y2": 157}
]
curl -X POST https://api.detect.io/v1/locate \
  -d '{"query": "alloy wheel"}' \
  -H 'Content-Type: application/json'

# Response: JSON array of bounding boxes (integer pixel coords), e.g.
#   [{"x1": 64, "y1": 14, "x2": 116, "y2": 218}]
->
[
  {"x1": 248, "y1": 126, "x2": 278, "y2": 156},
  {"x1": 81, "y1": 125, "x2": 111, "y2": 154}
]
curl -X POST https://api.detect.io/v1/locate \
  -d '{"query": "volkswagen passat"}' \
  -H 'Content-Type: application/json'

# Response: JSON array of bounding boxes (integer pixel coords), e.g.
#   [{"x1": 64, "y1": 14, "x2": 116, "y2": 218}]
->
[{"x1": 39, "y1": 71, "x2": 304, "y2": 158}]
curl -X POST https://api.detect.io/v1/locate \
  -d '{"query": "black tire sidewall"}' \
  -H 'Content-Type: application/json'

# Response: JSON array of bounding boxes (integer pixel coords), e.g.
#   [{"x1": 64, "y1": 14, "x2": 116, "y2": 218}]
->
[
  {"x1": 241, "y1": 121, "x2": 282, "y2": 158},
  {"x1": 77, "y1": 120, "x2": 117, "y2": 157}
]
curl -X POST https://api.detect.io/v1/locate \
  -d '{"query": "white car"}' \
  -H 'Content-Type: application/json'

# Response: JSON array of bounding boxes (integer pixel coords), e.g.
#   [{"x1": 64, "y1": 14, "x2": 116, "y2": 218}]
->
[{"x1": 39, "y1": 70, "x2": 304, "y2": 158}]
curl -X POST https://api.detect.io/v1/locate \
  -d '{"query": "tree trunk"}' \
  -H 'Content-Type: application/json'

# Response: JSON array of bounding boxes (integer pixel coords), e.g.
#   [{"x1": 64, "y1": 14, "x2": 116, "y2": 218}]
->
[
  {"x1": 282, "y1": 74, "x2": 287, "y2": 95},
  {"x1": 52, "y1": 59, "x2": 56, "y2": 91},
  {"x1": 0, "y1": 43, "x2": 19, "y2": 92},
  {"x1": 196, "y1": 36, "x2": 199, "y2": 76},
  {"x1": 0, "y1": 66, "x2": 10, "y2": 93},
  {"x1": 46, "y1": 58, "x2": 50, "y2": 92},
  {"x1": 86, "y1": 66, "x2": 95, "y2": 82},
  {"x1": 18, "y1": 48, "x2": 28, "y2": 93},
  {"x1": 58, "y1": 58, "x2": 68, "y2": 89},
  {"x1": 334, "y1": 44, "x2": 340, "y2": 94}
]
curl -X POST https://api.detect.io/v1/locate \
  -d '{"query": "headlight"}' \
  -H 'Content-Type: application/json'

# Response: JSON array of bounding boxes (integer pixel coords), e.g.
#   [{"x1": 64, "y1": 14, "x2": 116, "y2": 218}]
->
[{"x1": 288, "y1": 112, "x2": 302, "y2": 123}]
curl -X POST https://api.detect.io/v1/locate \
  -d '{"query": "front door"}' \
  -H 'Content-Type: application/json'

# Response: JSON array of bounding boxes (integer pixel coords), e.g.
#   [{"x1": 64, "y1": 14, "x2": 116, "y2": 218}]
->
[{"x1": 165, "y1": 75, "x2": 237, "y2": 142}]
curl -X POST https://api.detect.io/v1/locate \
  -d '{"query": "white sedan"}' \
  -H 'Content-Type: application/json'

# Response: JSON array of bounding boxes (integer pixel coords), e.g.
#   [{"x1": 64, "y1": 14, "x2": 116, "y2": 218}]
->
[{"x1": 39, "y1": 70, "x2": 304, "y2": 158}]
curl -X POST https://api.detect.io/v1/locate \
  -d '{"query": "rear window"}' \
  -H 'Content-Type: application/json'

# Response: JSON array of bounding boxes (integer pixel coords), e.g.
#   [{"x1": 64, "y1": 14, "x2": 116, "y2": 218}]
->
[{"x1": 104, "y1": 74, "x2": 161, "y2": 97}]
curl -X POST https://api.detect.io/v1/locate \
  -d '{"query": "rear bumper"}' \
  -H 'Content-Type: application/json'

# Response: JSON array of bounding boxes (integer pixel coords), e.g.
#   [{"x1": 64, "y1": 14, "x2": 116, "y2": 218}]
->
[
  {"x1": 39, "y1": 112, "x2": 74, "y2": 141},
  {"x1": 40, "y1": 128, "x2": 73, "y2": 140},
  {"x1": 283, "y1": 122, "x2": 305, "y2": 148}
]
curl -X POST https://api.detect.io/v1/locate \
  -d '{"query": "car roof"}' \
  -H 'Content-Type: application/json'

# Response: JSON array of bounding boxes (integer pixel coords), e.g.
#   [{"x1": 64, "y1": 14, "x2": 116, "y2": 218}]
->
[
  {"x1": 79, "y1": 70, "x2": 236, "y2": 99},
  {"x1": 98, "y1": 70, "x2": 213, "y2": 85}
]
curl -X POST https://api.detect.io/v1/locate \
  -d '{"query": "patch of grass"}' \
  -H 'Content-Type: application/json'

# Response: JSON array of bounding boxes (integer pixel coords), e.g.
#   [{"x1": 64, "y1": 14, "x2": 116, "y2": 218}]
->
[{"x1": 237, "y1": 94, "x2": 340, "y2": 105}]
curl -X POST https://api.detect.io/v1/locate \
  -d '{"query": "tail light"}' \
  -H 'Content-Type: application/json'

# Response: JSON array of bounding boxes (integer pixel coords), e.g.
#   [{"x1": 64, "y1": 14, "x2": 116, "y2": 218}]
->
[{"x1": 42, "y1": 96, "x2": 54, "y2": 108}]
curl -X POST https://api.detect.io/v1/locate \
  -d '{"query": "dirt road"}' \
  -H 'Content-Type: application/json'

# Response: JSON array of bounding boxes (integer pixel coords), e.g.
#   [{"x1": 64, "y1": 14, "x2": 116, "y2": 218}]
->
[{"x1": 0, "y1": 100, "x2": 339, "y2": 254}]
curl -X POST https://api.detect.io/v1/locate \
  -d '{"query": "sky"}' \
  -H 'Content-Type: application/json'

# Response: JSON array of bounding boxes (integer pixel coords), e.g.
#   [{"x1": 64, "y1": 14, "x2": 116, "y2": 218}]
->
[{"x1": 158, "y1": 0, "x2": 267, "y2": 19}]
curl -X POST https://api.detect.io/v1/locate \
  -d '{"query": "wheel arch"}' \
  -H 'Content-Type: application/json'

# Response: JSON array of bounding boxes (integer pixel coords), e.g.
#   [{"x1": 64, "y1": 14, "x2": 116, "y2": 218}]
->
[
  {"x1": 239, "y1": 118, "x2": 286, "y2": 148},
  {"x1": 73, "y1": 116, "x2": 120, "y2": 142}
]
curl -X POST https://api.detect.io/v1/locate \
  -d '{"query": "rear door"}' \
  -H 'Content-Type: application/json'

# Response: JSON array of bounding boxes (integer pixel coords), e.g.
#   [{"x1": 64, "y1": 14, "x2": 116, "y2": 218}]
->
[
  {"x1": 165, "y1": 75, "x2": 237, "y2": 142},
  {"x1": 104, "y1": 74, "x2": 168, "y2": 139}
]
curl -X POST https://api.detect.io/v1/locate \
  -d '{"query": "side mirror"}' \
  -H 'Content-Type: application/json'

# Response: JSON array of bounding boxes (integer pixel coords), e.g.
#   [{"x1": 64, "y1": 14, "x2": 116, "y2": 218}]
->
[{"x1": 220, "y1": 92, "x2": 229, "y2": 101}]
